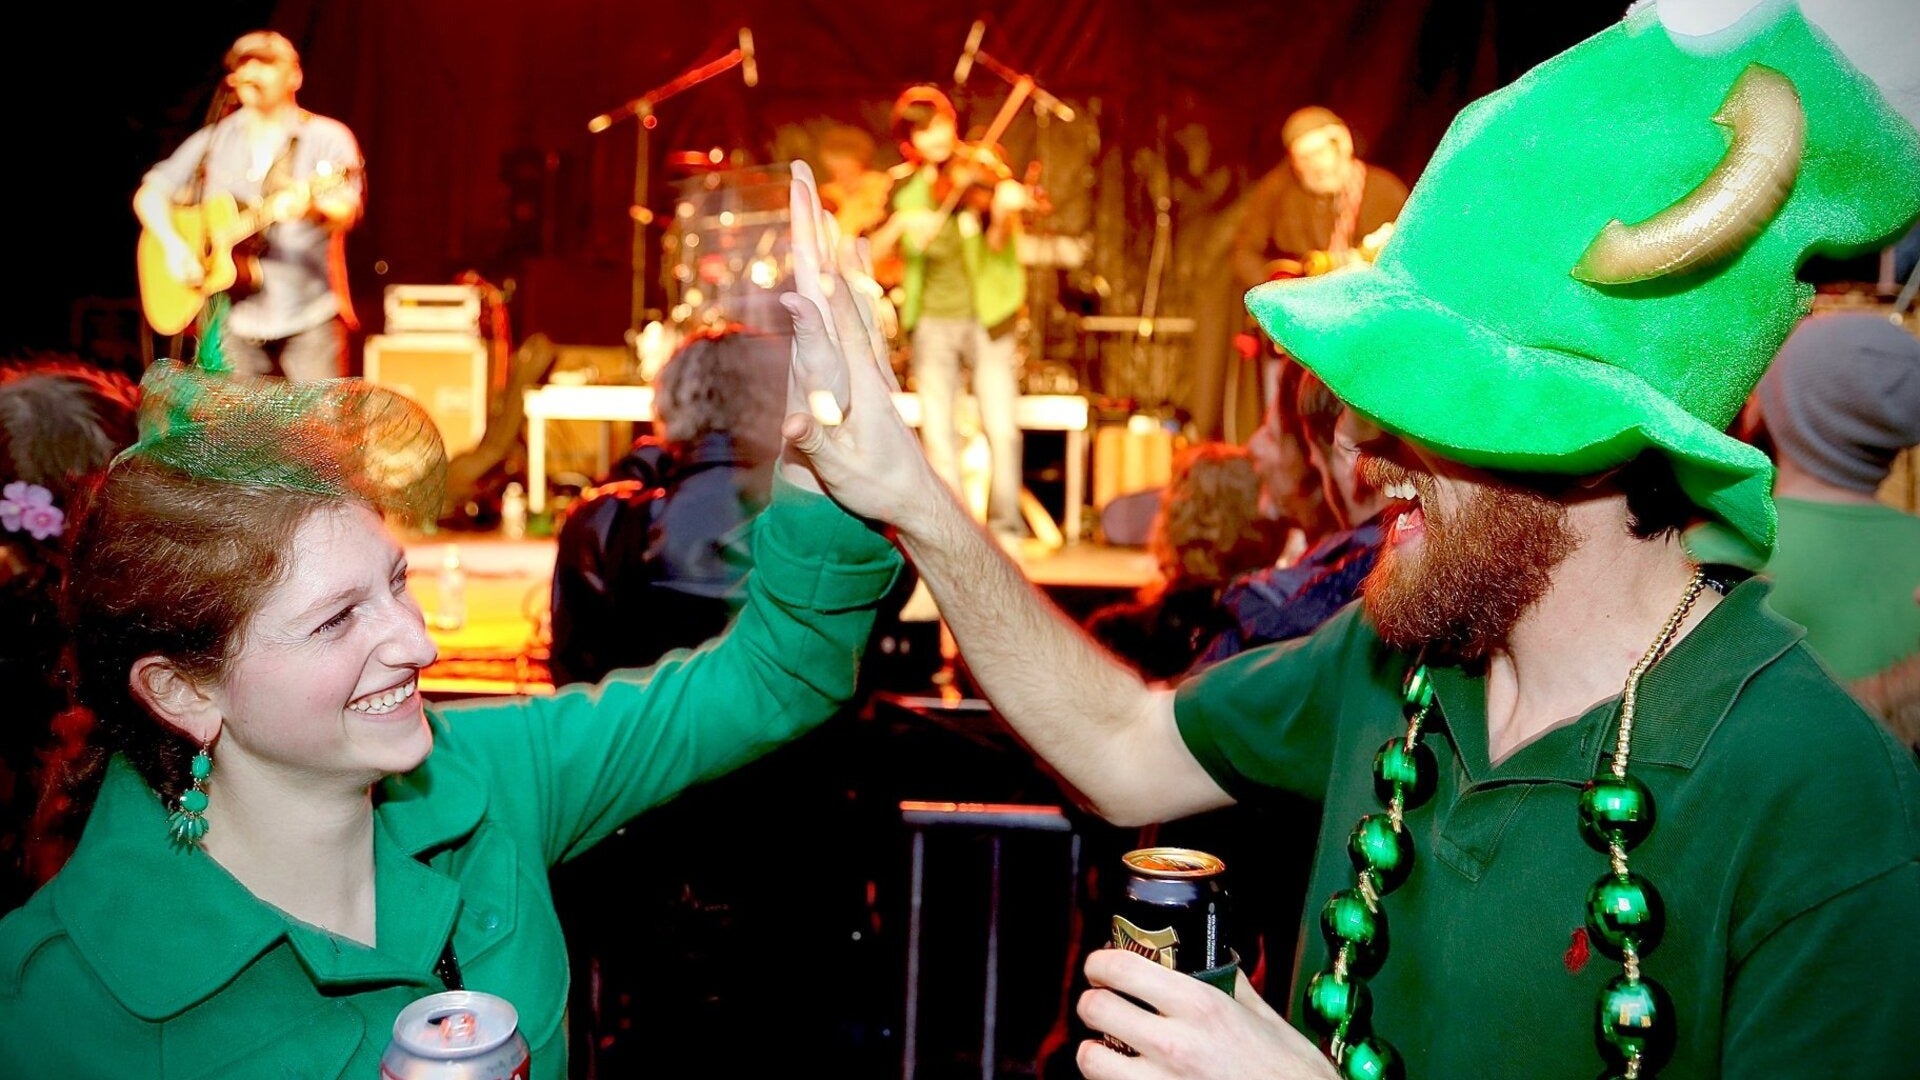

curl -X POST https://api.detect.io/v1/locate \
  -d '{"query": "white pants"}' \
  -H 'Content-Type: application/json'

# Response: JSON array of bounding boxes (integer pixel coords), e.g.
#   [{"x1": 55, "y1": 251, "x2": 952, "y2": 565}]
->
[{"x1": 911, "y1": 316, "x2": 1023, "y2": 534}]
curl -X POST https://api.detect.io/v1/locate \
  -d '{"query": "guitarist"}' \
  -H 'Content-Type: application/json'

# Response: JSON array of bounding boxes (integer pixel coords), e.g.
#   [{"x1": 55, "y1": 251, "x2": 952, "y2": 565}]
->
[
  {"x1": 1230, "y1": 106, "x2": 1407, "y2": 292},
  {"x1": 1229, "y1": 106, "x2": 1406, "y2": 512},
  {"x1": 132, "y1": 30, "x2": 364, "y2": 381}
]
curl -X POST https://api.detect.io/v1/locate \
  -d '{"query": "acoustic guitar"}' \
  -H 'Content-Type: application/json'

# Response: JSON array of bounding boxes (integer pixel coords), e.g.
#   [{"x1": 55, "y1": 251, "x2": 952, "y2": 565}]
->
[
  {"x1": 1262, "y1": 222, "x2": 1397, "y2": 281},
  {"x1": 1264, "y1": 249, "x2": 1347, "y2": 281},
  {"x1": 137, "y1": 166, "x2": 356, "y2": 335}
]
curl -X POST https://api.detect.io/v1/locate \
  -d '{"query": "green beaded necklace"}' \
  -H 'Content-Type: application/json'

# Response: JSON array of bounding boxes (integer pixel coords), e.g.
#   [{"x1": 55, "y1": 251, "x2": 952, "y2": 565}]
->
[{"x1": 1305, "y1": 567, "x2": 1710, "y2": 1080}]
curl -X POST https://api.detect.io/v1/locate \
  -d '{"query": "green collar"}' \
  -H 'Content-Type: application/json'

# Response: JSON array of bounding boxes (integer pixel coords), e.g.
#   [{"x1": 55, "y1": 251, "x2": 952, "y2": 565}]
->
[
  {"x1": 1426, "y1": 576, "x2": 1802, "y2": 786},
  {"x1": 47, "y1": 711, "x2": 487, "y2": 1020}
]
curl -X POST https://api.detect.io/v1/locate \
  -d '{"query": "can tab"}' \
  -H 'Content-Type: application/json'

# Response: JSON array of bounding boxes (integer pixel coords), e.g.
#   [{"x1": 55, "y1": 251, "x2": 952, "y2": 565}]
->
[{"x1": 433, "y1": 1010, "x2": 480, "y2": 1047}]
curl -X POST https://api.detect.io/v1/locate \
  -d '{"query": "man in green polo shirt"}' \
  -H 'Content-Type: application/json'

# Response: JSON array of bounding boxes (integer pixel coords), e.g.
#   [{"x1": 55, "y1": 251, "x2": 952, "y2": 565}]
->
[{"x1": 780, "y1": 1, "x2": 1920, "y2": 1077}]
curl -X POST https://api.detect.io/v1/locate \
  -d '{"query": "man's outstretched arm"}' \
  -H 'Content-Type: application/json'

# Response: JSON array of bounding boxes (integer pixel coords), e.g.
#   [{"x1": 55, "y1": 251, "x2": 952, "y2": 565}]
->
[{"x1": 778, "y1": 162, "x2": 1232, "y2": 827}]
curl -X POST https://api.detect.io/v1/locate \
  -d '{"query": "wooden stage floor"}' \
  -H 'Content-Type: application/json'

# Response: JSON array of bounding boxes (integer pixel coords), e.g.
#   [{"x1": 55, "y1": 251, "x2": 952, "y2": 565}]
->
[{"x1": 403, "y1": 529, "x2": 1155, "y2": 698}]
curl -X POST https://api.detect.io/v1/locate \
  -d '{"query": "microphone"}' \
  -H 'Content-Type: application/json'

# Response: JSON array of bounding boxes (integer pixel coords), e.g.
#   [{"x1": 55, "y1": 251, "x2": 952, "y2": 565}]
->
[
  {"x1": 954, "y1": 19, "x2": 986, "y2": 85},
  {"x1": 739, "y1": 28, "x2": 758, "y2": 88}
]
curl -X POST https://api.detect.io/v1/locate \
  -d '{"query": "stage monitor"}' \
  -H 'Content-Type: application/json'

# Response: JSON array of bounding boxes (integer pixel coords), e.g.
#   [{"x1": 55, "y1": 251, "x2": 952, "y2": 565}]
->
[{"x1": 363, "y1": 333, "x2": 489, "y2": 456}]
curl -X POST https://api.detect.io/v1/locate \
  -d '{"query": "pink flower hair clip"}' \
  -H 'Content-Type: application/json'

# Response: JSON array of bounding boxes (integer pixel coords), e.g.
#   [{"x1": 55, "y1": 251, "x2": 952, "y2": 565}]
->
[{"x1": 0, "y1": 481, "x2": 64, "y2": 540}]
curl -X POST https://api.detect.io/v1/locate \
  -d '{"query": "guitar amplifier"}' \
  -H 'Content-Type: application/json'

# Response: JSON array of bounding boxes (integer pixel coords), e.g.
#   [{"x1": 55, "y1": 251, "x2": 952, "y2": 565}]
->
[
  {"x1": 1092, "y1": 416, "x2": 1181, "y2": 511},
  {"x1": 363, "y1": 333, "x2": 489, "y2": 456},
  {"x1": 383, "y1": 284, "x2": 483, "y2": 335}
]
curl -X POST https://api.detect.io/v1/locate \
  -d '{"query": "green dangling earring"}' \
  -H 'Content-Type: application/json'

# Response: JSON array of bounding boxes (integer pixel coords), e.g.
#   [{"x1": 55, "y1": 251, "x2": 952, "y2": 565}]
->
[{"x1": 167, "y1": 744, "x2": 213, "y2": 848}]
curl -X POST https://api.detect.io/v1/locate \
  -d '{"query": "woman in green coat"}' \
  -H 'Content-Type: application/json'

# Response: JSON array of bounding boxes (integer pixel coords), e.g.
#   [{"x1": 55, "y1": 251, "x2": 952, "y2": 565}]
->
[{"x1": 0, "y1": 173, "x2": 904, "y2": 1073}]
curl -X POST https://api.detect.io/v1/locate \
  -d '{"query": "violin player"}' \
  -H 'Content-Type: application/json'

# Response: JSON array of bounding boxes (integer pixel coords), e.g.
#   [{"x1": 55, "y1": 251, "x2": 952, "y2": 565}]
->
[{"x1": 871, "y1": 85, "x2": 1034, "y2": 540}]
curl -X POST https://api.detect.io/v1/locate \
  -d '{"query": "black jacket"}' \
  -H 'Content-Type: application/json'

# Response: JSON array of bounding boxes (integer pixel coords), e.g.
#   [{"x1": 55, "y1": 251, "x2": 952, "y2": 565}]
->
[{"x1": 548, "y1": 434, "x2": 772, "y2": 685}]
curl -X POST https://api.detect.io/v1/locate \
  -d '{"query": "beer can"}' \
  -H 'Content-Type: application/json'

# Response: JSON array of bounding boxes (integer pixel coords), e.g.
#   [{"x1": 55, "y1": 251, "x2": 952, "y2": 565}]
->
[
  {"x1": 1103, "y1": 847, "x2": 1232, "y2": 1056},
  {"x1": 381, "y1": 990, "x2": 532, "y2": 1080},
  {"x1": 1111, "y1": 846, "x2": 1231, "y2": 974}
]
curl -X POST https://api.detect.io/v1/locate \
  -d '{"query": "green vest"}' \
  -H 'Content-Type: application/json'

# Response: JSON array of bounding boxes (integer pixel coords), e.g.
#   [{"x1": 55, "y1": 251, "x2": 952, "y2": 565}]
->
[{"x1": 892, "y1": 167, "x2": 1027, "y2": 333}]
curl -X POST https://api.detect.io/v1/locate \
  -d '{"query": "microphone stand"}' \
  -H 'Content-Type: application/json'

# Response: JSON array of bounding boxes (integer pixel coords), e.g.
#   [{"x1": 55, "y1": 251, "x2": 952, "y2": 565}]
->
[
  {"x1": 587, "y1": 37, "x2": 754, "y2": 345},
  {"x1": 959, "y1": 43, "x2": 1077, "y2": 125},
  {"x1": 952, "y1": 23, "x2": 1083, "y2": 393}
]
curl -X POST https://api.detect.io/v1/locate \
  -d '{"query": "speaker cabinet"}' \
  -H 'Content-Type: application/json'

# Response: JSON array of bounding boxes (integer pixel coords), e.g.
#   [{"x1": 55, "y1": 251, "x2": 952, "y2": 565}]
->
[
  {"x1": 1092, "y1": 422, "x2": 1179, "y2": 510},
  {"x1": 363, "y1": 333, "x2": 489, "y2": 455}
]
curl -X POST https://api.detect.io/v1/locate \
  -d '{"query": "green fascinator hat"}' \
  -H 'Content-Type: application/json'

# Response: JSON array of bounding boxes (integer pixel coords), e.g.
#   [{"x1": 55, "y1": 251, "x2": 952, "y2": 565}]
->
[
  {"x1": 1246, "y1": 3, "x2": 1920, "y2": 558},
  {"x1": 118, "y1": 360, "x2": 448, "y2": 525}
]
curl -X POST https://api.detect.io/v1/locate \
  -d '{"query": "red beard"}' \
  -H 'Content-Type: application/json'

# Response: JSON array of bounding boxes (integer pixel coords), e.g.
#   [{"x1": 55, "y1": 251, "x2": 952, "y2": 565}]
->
[{"x1": 1362, "y1": 475, "x2": 1575, "y2": 661}]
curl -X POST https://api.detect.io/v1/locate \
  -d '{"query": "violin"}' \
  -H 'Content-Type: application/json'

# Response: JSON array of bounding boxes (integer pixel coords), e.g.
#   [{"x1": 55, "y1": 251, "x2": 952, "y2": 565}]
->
[
  {"x1": 932, "y1": 141, "x2": 1052, "y2": 220},
  {"x1": 933, "y1": 140, "x2": 1016, "y2": 212}
]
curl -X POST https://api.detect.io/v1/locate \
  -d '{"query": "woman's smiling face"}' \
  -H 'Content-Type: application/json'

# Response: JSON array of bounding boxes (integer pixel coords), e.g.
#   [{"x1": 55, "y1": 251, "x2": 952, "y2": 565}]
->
[{"x1": 205, "y1": 501, "x2": 439, "y2": 786}]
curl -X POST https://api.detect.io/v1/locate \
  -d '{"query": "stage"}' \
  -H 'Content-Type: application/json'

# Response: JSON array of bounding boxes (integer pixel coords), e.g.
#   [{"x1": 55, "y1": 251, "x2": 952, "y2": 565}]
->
[{"x1": 404, "y1": 526, "x2": 1156, "y2": 699}]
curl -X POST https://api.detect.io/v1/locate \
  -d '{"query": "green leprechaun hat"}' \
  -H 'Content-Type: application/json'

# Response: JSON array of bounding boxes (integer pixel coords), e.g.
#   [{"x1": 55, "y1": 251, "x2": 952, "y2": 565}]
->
[{"x1": 1245, "y1": 3, "x2": 1920, "y2": 560}]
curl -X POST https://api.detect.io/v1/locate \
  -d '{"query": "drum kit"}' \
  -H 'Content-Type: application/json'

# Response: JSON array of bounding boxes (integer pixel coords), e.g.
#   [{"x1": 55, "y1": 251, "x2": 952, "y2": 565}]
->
[
  {"x1": 660, "y1": 157, "x2": 794, "y2": 337},
  {"x1": 595, "y1": 22, "x2": 1145, "y2": 403}
]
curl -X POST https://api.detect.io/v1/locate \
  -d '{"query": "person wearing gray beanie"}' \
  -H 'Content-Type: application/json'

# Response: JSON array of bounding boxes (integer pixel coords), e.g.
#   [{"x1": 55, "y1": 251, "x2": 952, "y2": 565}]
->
[
  {"x1": 1758, "y1": 314, "x2": 1920, "y2": 495},
  {"x1": 1691, "y1": 311, "x2": 1920, "y2": 744}
]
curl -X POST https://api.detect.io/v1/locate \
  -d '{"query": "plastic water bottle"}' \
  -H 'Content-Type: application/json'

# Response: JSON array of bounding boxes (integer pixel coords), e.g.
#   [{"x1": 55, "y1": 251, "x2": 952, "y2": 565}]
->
[
  {"x1": 434, "y1": 544, "x2": 466, "y2": 631},
  {"x1": 500, "y1": 482, "x2": 528, "y2": 541}
]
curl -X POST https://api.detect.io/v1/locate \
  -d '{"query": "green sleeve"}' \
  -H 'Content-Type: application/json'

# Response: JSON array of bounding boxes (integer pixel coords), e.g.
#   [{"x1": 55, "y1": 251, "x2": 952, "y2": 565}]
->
[
  {"x1": 1721, "y1": 861, "x2": 1920, "y2": 1077},
  {"x1": 1172, "y1": 604, "x2": 1382, "y2": 804},
  {"x1": 1711, "y1": 671, "x2": 1920, "y2": 1076},
  {"x1": 432, "y1": 470, "x2": 902, "y2": 864}
]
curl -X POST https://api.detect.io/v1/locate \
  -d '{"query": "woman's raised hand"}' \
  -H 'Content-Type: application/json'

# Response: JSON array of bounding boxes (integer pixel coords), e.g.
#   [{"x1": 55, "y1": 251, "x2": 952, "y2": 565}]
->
[{"x1": 780, "y1": 160, "x2": 945, "y2": 529}]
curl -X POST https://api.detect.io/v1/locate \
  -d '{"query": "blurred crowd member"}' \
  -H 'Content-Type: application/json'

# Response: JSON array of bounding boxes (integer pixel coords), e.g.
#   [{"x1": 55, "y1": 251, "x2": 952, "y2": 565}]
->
[
  {"x1": 548, "y1": 325, "x2": 785, "y2": 685},
  {"x1": 1247, "y1": 375, "x2": 1337, "y2": 554},
  {"x1": 0, "y1": 357, "x2": 138, "y2": 910},
  {"x1": 1085, "y1": 443, "x2": 1287, "y2": 680},
  {"x1": 1690, "y1": 312, "x2": 1920, "y2": 743},
  {"x1": 1199, "y1": 369, "x2": 1388, "y2": 665}
]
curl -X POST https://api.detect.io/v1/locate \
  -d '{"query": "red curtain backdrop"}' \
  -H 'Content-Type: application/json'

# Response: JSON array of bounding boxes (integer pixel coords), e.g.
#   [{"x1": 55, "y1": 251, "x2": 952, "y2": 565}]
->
[{"x1": 6, "y1": 0, "x2": 1618, "y2": 436}]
